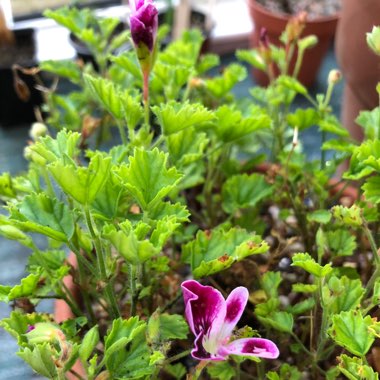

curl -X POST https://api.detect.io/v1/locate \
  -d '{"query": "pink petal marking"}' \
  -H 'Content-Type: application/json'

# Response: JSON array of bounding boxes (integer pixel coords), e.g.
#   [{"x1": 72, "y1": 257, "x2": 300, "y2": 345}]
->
[
  {"x1": 225, "y1": 338, "x2": 280, "y2": 359},
  {"x1": 222, "y1": 287, "x2": 248, "y2": 339},
  {"x1": 181, "y1": 280, "x2": 226, "y2": 338}
]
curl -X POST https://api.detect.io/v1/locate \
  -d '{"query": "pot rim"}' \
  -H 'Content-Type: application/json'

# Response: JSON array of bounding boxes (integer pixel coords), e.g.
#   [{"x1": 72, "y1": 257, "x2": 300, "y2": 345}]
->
[{"x1": 247, "y1": 0, "x2": 340, "y2": 24}]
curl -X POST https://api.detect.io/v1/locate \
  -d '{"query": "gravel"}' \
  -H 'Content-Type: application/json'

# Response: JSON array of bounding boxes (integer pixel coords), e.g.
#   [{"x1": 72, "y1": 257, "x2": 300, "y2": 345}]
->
[{"x1": 257, "y1": 0, "x2": 342, "y2": 19}]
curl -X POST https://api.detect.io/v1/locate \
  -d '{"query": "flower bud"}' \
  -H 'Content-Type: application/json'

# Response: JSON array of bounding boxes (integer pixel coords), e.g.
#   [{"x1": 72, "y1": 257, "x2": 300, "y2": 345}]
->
[
  {"x1": 129, "y1": 0, "x2": 158, "y2": 74},
  {"x1": 29, "y1": 122, "x2": 48, "y2": 141},
  {"x1": 367, "y1": 26, "x2": 380, "y2": 56},
  {"x1": 285, "y1": 11, "x2": 308, "y2": 43},
  {"x1": 298, "y1": 35, "x2": 318, "y2": 51},
  {"x1": 26, "y1": 323, "x2": 66, "y2": 345},
  {"x1": 328, "y1": 69, "x2": 342, "y2": 85}
]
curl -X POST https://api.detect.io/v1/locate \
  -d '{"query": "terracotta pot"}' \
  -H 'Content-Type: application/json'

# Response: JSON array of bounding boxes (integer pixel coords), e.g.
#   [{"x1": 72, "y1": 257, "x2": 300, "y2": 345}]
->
[
  {"x1": 247, "y1": 0, "x2": 339, "y2": 87},
  {"x1": 54, "y1": 253, "x2": 85, "y2": 380},
  {"x1": 335, "y1": 0, "x2": 380, "y2": 142}
]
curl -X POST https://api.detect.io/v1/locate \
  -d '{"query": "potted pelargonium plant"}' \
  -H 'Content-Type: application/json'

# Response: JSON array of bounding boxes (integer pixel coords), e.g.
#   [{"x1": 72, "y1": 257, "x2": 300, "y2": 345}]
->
[{"x1": 1, "y1": 0, "x2": 380, "y2": 378}]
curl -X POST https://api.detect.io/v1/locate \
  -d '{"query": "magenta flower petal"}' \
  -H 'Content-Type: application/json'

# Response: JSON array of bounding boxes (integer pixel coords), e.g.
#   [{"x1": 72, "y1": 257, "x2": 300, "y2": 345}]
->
[
  {"x1": 223, "y1": 287, "x2": 248, "y2": 338},
  {"x1": 129, "y1": 0, "x2": 158, "y2": 51},
  {"x1": 225, "y1": 338, "x2": 280, "y2": 359}
]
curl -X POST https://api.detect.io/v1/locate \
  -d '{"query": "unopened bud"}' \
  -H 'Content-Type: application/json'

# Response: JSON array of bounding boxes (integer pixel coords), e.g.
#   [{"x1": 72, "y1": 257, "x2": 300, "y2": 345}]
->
[
  {"x1": 29, "y1": 122, "x2": 48, "y2": 141},
  {"x1": 26, "y1": 322, "x2": 66, "y2": 345},
  {"x1": 328, "y1": 69, "x2": 342, "y2": 85},
  {"x1": 285, "y1": 11, "x2": 308, "y2": 43},
  {"x1": 298, "y1": 35, "x2": 318, "y2": 51},
  {"x1": 367, "y1": 26, "x2": 380, "y2": 55}
]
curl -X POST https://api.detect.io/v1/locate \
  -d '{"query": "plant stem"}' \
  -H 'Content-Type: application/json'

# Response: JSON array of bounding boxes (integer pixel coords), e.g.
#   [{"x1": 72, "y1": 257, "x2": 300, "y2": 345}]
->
[
  {"x1": 363, "y1": 219, "x2": 380, "y2": 267},
  {"x1": 143, "y1": 70, "x2": 150, "y2": 131},
  {"x1": 83, "y1": 206, "x2": 120, "y2": 319},
  {"x1": 116, "y1": 119, "x2": 128, "y2": 146},
  {"x1": 164, "y1": 349, "x2": 191, "y2": 365},
  {"x1": 189, "y1": 360, "x2": 209, "y2": 380},
  {"x1": 129, "y1": 264, "x2": 138, "y2": 316}
]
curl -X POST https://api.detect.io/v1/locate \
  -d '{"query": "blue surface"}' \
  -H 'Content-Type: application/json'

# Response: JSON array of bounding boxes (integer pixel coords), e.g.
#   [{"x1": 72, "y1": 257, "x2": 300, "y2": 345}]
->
[{"x1": 0, "y1": 45, "x2": 341, "y2": 379}]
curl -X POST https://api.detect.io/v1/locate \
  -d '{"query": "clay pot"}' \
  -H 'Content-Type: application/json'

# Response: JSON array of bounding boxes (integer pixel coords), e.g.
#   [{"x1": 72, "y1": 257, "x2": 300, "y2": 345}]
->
[
  {"x1": 247, "y1": 0, "x2": 339, "y2": 87},
  {"x1": 334, "y1": 0, "x2": 380, "y2": 142}
]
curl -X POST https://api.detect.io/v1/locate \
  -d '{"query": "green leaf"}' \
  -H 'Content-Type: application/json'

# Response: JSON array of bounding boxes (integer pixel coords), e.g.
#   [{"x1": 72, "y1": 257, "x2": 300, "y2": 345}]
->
[
  {"x1": 121, "y1": 92, "x2": 143, "y2": 130},
  {"x1": 356, "y1": 108, "x2": 380, "y2": 140},
  {"x1": 40, "y1": 60, "x2": 82, "y2": 84},
  {"x1": 222, "y1": 173, "x2": 273, "y2": 213},
  {"x1": 256, "y1": 309, "x2": 294, "y2": 333},
  {"x1": 319, "y1": 118, "x2": 350, "y2": 137},
  {"x1": 103, "y1": 221, "x2": 159, "y2": 264},
  {"x1": 322, "y1": 276, "x2": 364, "y2": 314},
  {"x1": 332, "y1": 205, "x2": 363, "y2": 227},
  {"x1": 328, "y1": 310, "x2": 377, "y2": 356},
  {"x1": 0, "y1": 172, "x2": 16, "y2": 198},
  {"x1": 111, "y1": 52, "x2": 142, "y2": 80},
  {"x1": 261, "y1": 271, "x2": 282, "y2": 299},
  {"x1": 149, "y1": 201, "x2": 190, "y2": 222},
  {"x1": 214, "y1": 106, "x2": 270, "y2": 142},
  {"x1": 196, "y1": 53, "x2": 220, "y2": 74},
  {"x1": 49, "y1": 153, "x2": 112, "y2": 205},
  {"x1": 121, "y1": 148, "x2": 182, "y2": 210},
  {"x1": 17, "y1": 344, "x2": 58, "y2": 378},
  {"x1": 164, "y1": 363, "x2": 187, "y2": 380},
  {"x1": 292, "y1": 283, "x2": 318, "y2": 293},
  {"x1": 84, "y1": 74, "x2": 124, "y2": 119},
  {"x1": 326, "y1": 229, "x2": 357, "y2": 257},
  {"x1": 104, "y1": 317, "x2": 153, "y2": 378},
  {"x1": 152, "y1": 101, "x2": 214, "y2": 135},
  {"x1": 205, "y1": 63, "x2": 247, "y2": 98},
  {"x1": 182, "y1": 227, "x2": 268, "y2": 278},
  {"x1": 0, "y1": 272, "x2": 41, "y2": 303},
  {"x1": 275, "y1": 75, "x2": 307, "y2": 95},
  {"x1": 362, "y1": 176, "x2": 380, "y2": 204},
  {"x1": 207, "y1": 361, "x2": 236, "y2": 380},
  {"x1": 10, "y1": 193, "x2": 75, "y2": 241},
  {"x1": 236, "y1": 49, "x2": 266, "y2": 71},
  {"x1": 79, "y1": 326, "x2": 99, "y2": 363},
  {"x1": 287, "y1": 108, "x2": 319, "y2": 131},
  {"x1": 287, "y1": 298, "x2": 315, "y2": 315},
  {"x1": 307, "y1": 209, "x2": 332, "y2": 224},
  {"x1": 148, "y1": 312, "x2": 189, "y2": 343},
  {"x1": 30, "y1": 129, "x2": 80, "y2": 165},
  {"x1": 150, "y1": 216, "x2": 181, "y2": 249},
  {"x1": 338, "y1": 354, "x2": 379, "y2": 380},
  {"x1": 267, "y1": 364, "x2": 302, "y2": 380},
  {"x1": 292, "y1": 253, "x2": 333, "y2": 277}
]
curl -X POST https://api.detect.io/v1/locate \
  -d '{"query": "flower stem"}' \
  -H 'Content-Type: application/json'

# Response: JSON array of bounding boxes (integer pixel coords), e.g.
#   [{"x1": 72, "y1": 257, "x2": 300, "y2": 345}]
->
[
  {"x1": 143, "y1": 70, "x2": 150, "y2": 131},
  {"x1": 164, "y1": 349, "x2": 191, "y2": 365},
  {"x1": 116, "y1": 119, "x2": 128, "y2": 146},
  {"x1": 189, "y1": 360, "x2": 209, "y2": 380}
]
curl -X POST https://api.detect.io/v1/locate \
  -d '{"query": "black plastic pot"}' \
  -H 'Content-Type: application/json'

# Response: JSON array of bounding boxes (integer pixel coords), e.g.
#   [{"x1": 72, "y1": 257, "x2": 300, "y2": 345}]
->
[{"x1": 0, "y1": 28, "x2": 43, "y2": 127}]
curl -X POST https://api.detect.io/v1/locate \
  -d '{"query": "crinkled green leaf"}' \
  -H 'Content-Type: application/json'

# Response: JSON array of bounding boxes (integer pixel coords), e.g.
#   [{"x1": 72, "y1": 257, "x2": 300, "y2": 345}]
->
[
  {"x1": 183, "y1": 227, "x2": 268, "y2": 278},
  {"x1": 319, "y1": 118, "x2": 350, "y2": 137},
  {"x1": 111, "y1": 52, "x2": 142, "y2": 80},
  {"x1": 338, "y1": 354, "x2": 379, "y2": 380},
  {"x1": 287, "y1": 108, "x2": 319, "y2": 131},
  {"x1": 222, "y1": 173, "x2": 273, "y2": 213},
  {"x1": 287, "y1": 298, "x2": 315, "y2": 315},
  {"x1": 150, "y1": 217, "x2": 181, "y2": 249},
  {"x1": 121, "y1": 92, "x2": 143, "y2": 130},
  {"x1": 356, "y1": 108, "x2": 380, "y2": 140},
  {"x1": 275, "y1": 75, "x2": 307, "y2": 95},
  {"x1": 121, "y1": 148, "x2": 182, "y2": 210},
  {"x1": 30, "y1": 129, "x2": 80, "y2": 165},
  {"x1": 205, "y1": 63, "x2": 247, "y2": 98},
  {"x1": 207, "y1": 361, "x2": 236, "y2": 380},
  {"x1": 267, "y1": 364, "x2": 302, "y2": 380},
  {"x1": 261, "y1": 271, "x2": 282, "y2": 299},
  {"x1": 329, "y1": 310, "x2": 377, "y2": 356},
  {"x1": 292, "y1": 252, "x2": 333, "y2": 277},
  {"x1": 40, "y1": 59, "x2": 82, "y2": 84},
  {"x1": 236, "y1": 49, "x2": 266, "y2": 71},
  {"x1": 0, "y1": 272, "x2": 41, "y2": 303},
  {"x1": 148, "y1": 312, "x2": 189, "y2": 343},
  {"x1": 152, "y1": 101, "x2": 214, "y2": 135},
  {"x1": 196, "y1": 53, "x2": 220, "y2": 74},
  {"x1": 256, "y1": 310, "x2": 293, "y2": 333},
  {"x1": 362, "y1": 176, "x2": 380, "y2": 204},
  {"x1": 104, "y1": 317, "x2": 153, "y2": 379},
  {"x1": 167, "y1": 128, "x2": 209, "y2": 166},
  {"x1": 307, "y1": 209, "x2": 332, "y2": 224},
  {"x1": 84, "y1": 74, "x2": 123, "y2": 119},
  {"x1": 322, "y1": 276, "x2": 364, "y2": 314},
  {"x1": 17, "y1": 344, "x2": 58, "y2": 378},
  {"x1": 79, "y1": 326, "x2": 99, "y2": 363},
  {"x1": 292, "y1": 283, "x2": 318, "y2": 293},
  {"x1": 149, "y1": 201, "x2": 190, "y2": 222},
  {"x1": 49, "y1": 153, "x2": 112, "y2": 204},
  {"x1": 10, "y1": 193, "x2": 75, "y2": 241},
  {"x1": 0, "y1": 172, "x2": 16, "y2": 198},
  {"x1": 332, "y1": 205, "x2": 363, "y2": 227},
  {"x1": 164, "y1": 363, "x2": 187, "y2": 380},
  {"x1": 326, "y1": 229, "x2": 357, "y2": 257},
  {"x1": 214, "y1": 105, "x2": 270, "y2": 142},
  {"x1": 103, "y1": 221, "x2": 159, "y2": 264}
]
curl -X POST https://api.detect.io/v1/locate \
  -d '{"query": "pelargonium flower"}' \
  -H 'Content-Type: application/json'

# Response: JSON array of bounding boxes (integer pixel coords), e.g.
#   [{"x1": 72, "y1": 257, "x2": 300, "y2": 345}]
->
[
  {"x1": 129, "y1": 0, "x2": 158, "y2": 52},
  {"x1": 182, "y1": 280, "x2": 279, "y2": 361}
]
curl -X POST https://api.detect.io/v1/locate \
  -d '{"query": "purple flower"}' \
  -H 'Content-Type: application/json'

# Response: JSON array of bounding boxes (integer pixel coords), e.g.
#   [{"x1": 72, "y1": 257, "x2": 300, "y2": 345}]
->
[
  {"x1": 26, "y1": 325, "x2": 35, "y2": 333},
  {"x1": 129, "y1": 0, "x2": 158, "y2": 52},
  {"x1": 182, "y1": 280, "x2": 279, "y2": 361}
]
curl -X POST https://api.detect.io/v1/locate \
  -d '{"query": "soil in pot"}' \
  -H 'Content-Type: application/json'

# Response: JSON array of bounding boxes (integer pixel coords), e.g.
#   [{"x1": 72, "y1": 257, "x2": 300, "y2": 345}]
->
[
  {"x1": 0, "y1": 28, "x2": 43, "y2": 127},
  {"x1": 248, "y1": 0, "x2": 341, "y2": 87}
]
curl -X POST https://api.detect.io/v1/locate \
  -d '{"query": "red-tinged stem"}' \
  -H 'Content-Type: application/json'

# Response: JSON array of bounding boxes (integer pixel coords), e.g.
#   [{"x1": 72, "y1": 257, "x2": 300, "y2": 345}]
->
[{"x1": 143, "y1": 70, "x2": 150, "y2": 128}]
